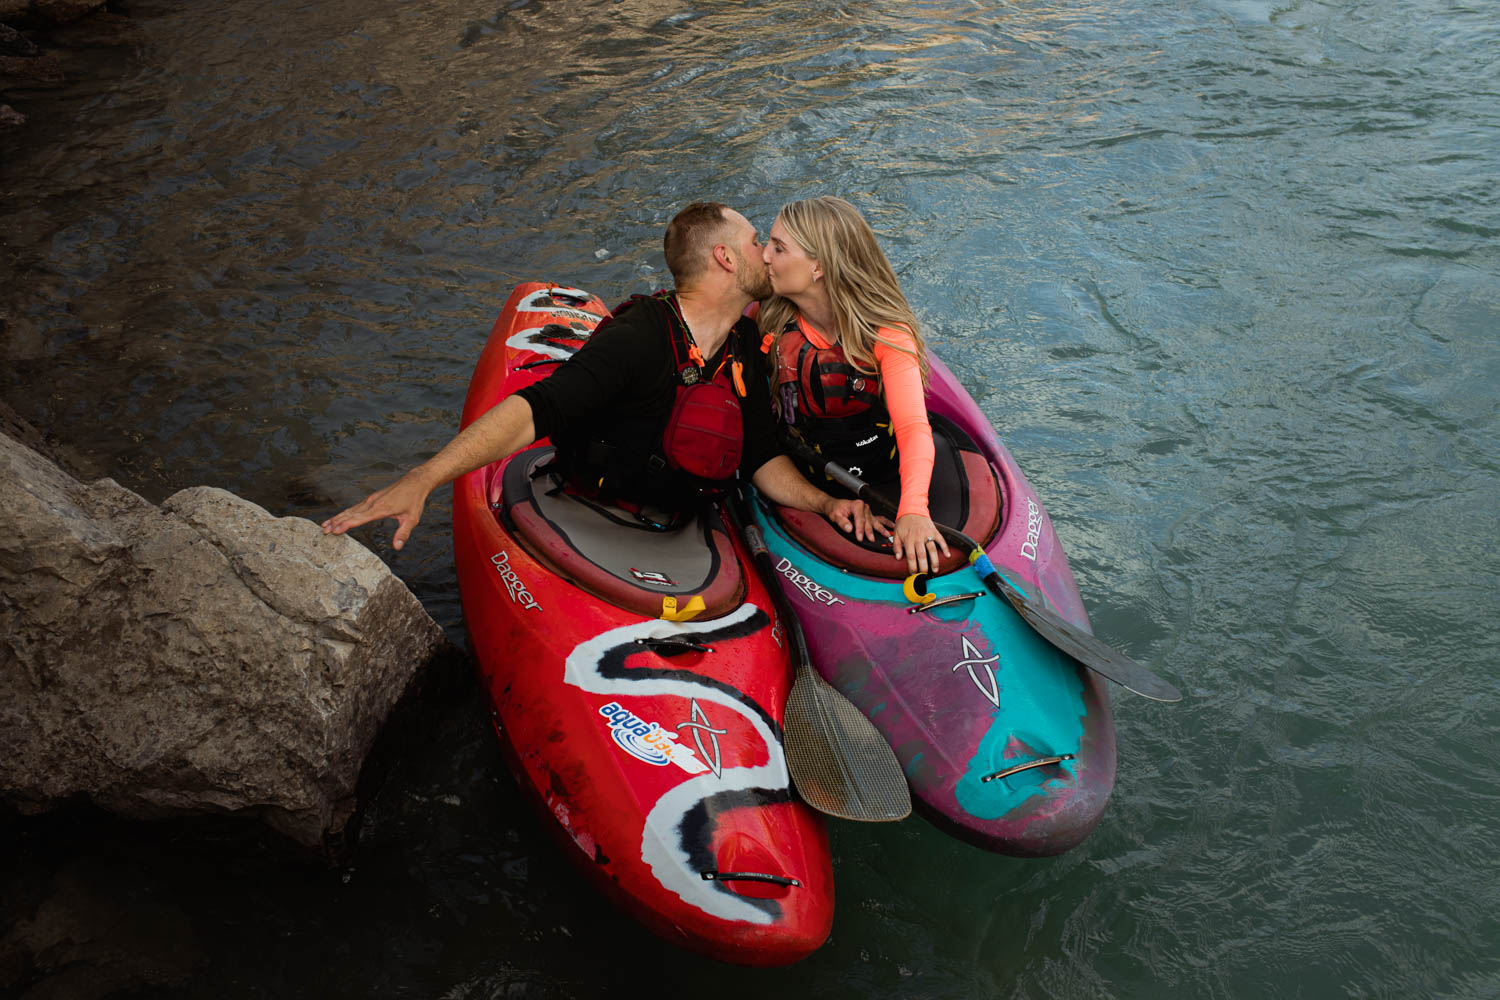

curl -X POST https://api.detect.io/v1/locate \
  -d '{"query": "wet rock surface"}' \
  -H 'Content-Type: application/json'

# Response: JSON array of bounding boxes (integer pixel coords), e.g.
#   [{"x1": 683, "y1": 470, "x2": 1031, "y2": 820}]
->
[{"x1": 0, "y1": 850, "x2": 200, "y2": 999}]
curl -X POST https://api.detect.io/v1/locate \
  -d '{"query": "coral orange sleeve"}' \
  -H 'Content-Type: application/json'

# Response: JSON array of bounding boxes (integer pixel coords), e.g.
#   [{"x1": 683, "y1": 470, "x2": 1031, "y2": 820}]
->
[{"x1": 873, "y1": 328, "x2": 933, "y2": 520}]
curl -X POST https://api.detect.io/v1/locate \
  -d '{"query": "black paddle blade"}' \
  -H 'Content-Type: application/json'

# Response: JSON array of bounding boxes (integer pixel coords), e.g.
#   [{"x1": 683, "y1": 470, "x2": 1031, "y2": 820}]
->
[
  {"x1": 782, "y1": 663, "x2": 912, "y2": 822},
  {"x1": 992, "y1": 583, "x2": 1182, "y2": 702}
]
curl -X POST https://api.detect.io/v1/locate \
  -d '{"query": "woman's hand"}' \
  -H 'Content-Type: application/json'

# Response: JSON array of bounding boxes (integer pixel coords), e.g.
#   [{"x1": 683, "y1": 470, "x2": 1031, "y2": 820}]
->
[{"x1": 890, "y1": 513, "x2": 951, "y2": 575}]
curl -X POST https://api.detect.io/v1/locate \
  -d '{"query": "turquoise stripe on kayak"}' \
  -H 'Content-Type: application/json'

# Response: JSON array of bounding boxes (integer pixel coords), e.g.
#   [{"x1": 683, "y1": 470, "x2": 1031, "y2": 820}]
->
[
  {"x1": 952, "y1": 611, "x2": 1086, "y2": 820},
  {"x1": 755, "y1": 508, "x2": 904, "y2": 606}
]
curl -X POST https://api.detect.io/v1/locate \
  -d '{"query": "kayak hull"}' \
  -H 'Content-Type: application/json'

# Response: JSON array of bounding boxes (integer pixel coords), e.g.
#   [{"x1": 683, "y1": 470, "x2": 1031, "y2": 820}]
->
[
  {"x1": 753, "y1": 355, "x2": 1117, "y2": 856},
  {"x1": 453, "y1": 284, "x2": 834, "y2": 964}
]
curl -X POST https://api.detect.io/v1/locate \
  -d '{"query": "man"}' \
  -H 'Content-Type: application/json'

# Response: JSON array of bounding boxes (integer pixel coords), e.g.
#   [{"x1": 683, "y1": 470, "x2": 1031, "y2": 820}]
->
[{"x1": 322, "y1": 202, "x2": 875, "y2": 548}]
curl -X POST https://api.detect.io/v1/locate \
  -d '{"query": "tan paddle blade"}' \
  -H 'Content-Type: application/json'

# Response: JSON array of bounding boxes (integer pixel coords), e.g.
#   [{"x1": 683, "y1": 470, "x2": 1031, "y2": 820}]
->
[
  {"x1": 781, "y1": 661, "x2": 912, "y2": 822},
  {"x1": 727, "y1": 490, "x2": 911, "y2": 823}
]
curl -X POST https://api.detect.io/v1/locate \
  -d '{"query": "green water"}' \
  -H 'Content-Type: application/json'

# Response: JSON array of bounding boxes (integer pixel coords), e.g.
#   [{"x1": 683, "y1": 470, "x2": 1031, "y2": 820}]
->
[{"x1": 2, "y1": 0, "x2": 1497, "y2": 996}]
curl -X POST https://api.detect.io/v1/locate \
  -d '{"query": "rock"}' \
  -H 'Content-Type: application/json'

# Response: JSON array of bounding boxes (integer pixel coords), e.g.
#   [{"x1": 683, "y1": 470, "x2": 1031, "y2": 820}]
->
[
  {"x1": 29, "y1": 0, "x2": 104, "y2": 24},
  {"x1": 0, "y1": 857, "x2": 199, "y2": 998},
  {"x1": 0, "y1": 401, "x2": 100, "y2": 481},
  {"x1": 0, "y1": 50, "x2": 62, "y2": 86},
  {"x1": 0, "y1": 102, "x2": 21, "y2": 127},
  {"x1": 0, "y1": 0, "x2": 31, "y2": 24},
  {"x1": 0, "y1": 23, "x2": 37, "y2": 55},
  {"x1": 0, "y1": 430, "x2": 452, "y2": 850},
  {"x1": 47, "y1": 9, "x2": 138, "y2": 47}
]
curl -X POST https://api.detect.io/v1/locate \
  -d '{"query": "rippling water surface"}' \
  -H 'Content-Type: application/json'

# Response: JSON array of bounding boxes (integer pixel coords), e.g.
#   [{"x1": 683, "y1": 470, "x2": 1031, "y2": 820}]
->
[{"x1": 3, "y1": 0, "x2": 1498, "y2": 996}]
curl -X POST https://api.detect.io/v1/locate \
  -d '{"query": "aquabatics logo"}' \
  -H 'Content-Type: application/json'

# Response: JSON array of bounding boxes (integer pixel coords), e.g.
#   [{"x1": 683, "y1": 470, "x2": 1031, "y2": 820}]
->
[{"x1": 598, "y1": 701, "x2": 708, "y2": 773}]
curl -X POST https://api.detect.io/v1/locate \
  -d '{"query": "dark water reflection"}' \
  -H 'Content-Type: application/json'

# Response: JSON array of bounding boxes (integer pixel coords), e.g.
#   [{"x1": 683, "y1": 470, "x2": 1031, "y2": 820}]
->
[{"x1": 3, "y1": 0, "x2": 1498, "y2": 996}]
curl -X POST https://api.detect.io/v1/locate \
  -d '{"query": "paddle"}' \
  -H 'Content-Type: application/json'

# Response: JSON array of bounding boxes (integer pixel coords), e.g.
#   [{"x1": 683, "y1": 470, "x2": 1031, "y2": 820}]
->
[
  {"x1": 725, "y1": 488, "x2": 912, "y2": 822},
  {"x1": 808, "y1": 456, "x2": 1183, "y2": 704}
]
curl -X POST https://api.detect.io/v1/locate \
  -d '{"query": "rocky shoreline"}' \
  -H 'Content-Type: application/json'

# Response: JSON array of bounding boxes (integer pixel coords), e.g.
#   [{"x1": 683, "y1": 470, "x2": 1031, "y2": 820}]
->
[
  {"x1": 0, "y1": 391, "x2": 473, "y2": 991},
  {"x1": 2, "y1": 8, "x2": 473, "y2": 987}
]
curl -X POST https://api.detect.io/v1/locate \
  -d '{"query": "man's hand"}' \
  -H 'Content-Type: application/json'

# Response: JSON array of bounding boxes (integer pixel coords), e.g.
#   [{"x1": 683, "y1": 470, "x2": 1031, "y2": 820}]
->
[
  {"x1": 322, "y1": 468, "x2": 437, "y2": 551},
  {"x1": 821, "y1": 495, "x2": 880, "y2": 542},
  {"x1": 322, "y1": 395, "x2": 538, "y2": 551}
]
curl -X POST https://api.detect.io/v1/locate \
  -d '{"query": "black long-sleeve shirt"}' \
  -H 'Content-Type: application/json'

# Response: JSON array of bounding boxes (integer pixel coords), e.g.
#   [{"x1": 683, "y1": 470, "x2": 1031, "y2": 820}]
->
[{"x1": 514, "y1": 295, "x2": 779, "y2": 502}]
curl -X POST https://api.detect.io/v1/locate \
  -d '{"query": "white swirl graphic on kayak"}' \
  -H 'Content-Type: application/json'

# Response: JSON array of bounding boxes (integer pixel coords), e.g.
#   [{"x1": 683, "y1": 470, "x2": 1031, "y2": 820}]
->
[
  {"x1": 517, "y1": 286, "x2": 600, "y2": 323},
  {"x1": 506, "y1": 323, "x2": 581, "y2": 362},
  {"x1": 563, "y1": 604, "x2": 792, "y2": 926}
]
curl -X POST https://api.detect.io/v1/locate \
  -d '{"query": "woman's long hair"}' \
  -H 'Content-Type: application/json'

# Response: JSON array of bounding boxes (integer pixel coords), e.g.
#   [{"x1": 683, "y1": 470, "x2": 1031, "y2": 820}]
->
[{"x1": 758, "y1": 196, "x2": 927, "y2": 381}]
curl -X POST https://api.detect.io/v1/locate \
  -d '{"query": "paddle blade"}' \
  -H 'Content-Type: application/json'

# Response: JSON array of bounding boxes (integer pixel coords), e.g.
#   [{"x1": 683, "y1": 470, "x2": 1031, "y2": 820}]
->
[
  {"x1": 999, "y1": 587, "x2": 1183, "y2": 703},
  {"x1": 782, "y1": 665, "x2": 912, "y2": 822}
]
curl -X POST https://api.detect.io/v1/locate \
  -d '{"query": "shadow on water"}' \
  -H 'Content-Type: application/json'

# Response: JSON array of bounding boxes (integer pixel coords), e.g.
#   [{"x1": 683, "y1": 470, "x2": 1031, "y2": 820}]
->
[{"x1": 0, "y1": 652, "x2": 677, "y2": 998}]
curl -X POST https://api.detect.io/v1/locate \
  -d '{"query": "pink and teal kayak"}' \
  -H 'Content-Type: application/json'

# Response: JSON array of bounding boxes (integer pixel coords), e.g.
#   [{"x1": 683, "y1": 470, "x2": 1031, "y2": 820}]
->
[{"x1": 750, "y1": 355, "x2": 1117, "y2": 856}]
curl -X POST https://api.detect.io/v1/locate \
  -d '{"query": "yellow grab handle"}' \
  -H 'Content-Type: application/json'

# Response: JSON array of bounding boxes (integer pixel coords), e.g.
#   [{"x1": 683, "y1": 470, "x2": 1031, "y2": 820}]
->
[
  {"x1": 903, "y1": 573, "x2": 936, "y2": 606},
  {"x1": 661, "y1": 595, "x2": 706, "y2": 622}
]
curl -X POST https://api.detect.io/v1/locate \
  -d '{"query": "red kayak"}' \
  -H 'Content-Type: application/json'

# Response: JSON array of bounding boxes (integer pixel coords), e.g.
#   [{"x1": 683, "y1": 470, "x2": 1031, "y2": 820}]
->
[{"x1": 451, "y1": 283, "x2": 834, "y2": 965}]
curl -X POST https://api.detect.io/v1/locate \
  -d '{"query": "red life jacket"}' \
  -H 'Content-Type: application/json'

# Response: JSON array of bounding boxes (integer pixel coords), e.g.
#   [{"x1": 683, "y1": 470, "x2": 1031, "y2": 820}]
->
[
  {"x1": 660, "y1": 299, "x2": 743, "y2": 482},
  {"x1": 775, "y1": 319, "x2": 897, "y2": 484},
  {"x1": 776, "y1": 318, "x2": 884, "y2": 422}
]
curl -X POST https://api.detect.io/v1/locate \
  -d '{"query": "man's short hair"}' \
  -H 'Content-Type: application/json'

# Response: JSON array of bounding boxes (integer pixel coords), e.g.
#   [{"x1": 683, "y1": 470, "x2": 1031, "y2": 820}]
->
[{"x1": 663, "y1": 201, "x2": 731, "y2": 285}]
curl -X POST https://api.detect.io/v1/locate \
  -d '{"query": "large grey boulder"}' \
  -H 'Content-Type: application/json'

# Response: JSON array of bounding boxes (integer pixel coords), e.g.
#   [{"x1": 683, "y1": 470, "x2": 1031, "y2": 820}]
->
[{"x1": 0, "y1": 430, "x2": 449, "y2": 849}]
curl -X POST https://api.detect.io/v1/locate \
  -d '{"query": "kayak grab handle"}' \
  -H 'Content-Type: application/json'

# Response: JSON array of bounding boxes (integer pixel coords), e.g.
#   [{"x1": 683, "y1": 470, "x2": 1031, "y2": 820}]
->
[
  {"x1": 701, "y1": 870, "x2": 802, "y2": 888},
  {"x1": 548, "y1": 288, "x2": 593, "y2": 308},
  {"x1": 907, "y1": 591, "x2": 985, "y2": 614},
  {"x1": 981, "y1": 753, "x2": 1076, "y2": 783},
  {"x1": 634, "y1": 636, "x2": 713, "y2": 656}
]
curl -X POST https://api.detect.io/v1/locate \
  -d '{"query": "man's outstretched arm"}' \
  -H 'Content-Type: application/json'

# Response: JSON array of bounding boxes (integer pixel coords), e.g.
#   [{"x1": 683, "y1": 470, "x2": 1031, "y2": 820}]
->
[{"x1": 321, "y1": 395, "x2": 537, "y2": 550}]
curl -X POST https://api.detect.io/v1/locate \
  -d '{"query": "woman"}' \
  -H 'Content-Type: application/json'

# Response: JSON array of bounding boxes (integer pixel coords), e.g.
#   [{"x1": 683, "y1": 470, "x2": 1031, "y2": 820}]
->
[{"x1": 759, "y1": 196, "x2": 951, "y2": 574}]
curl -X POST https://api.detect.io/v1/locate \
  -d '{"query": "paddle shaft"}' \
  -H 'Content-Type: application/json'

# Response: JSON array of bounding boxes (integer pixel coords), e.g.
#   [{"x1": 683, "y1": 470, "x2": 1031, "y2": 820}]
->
[{"x1": 740, "y1": 522, "x2": 815, "y2": 670}]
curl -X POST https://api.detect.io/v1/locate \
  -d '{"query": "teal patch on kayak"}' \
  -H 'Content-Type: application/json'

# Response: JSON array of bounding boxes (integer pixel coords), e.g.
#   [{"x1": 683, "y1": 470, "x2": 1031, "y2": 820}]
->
[{"x1": 953, "y1": 603, "x2": 1087, "y2": 820}]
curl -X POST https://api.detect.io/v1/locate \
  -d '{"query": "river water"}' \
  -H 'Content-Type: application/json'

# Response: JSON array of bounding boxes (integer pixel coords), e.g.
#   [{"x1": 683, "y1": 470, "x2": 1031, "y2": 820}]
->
[{"x1": 3, "y1": 0, "x2": 1497, "y2": 996}]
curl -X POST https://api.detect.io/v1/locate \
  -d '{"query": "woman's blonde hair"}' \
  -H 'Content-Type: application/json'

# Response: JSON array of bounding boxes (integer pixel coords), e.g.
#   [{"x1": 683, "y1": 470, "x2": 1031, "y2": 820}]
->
[{"x1": 759, "y1": 196, "x2": 927, "y2": 380}]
